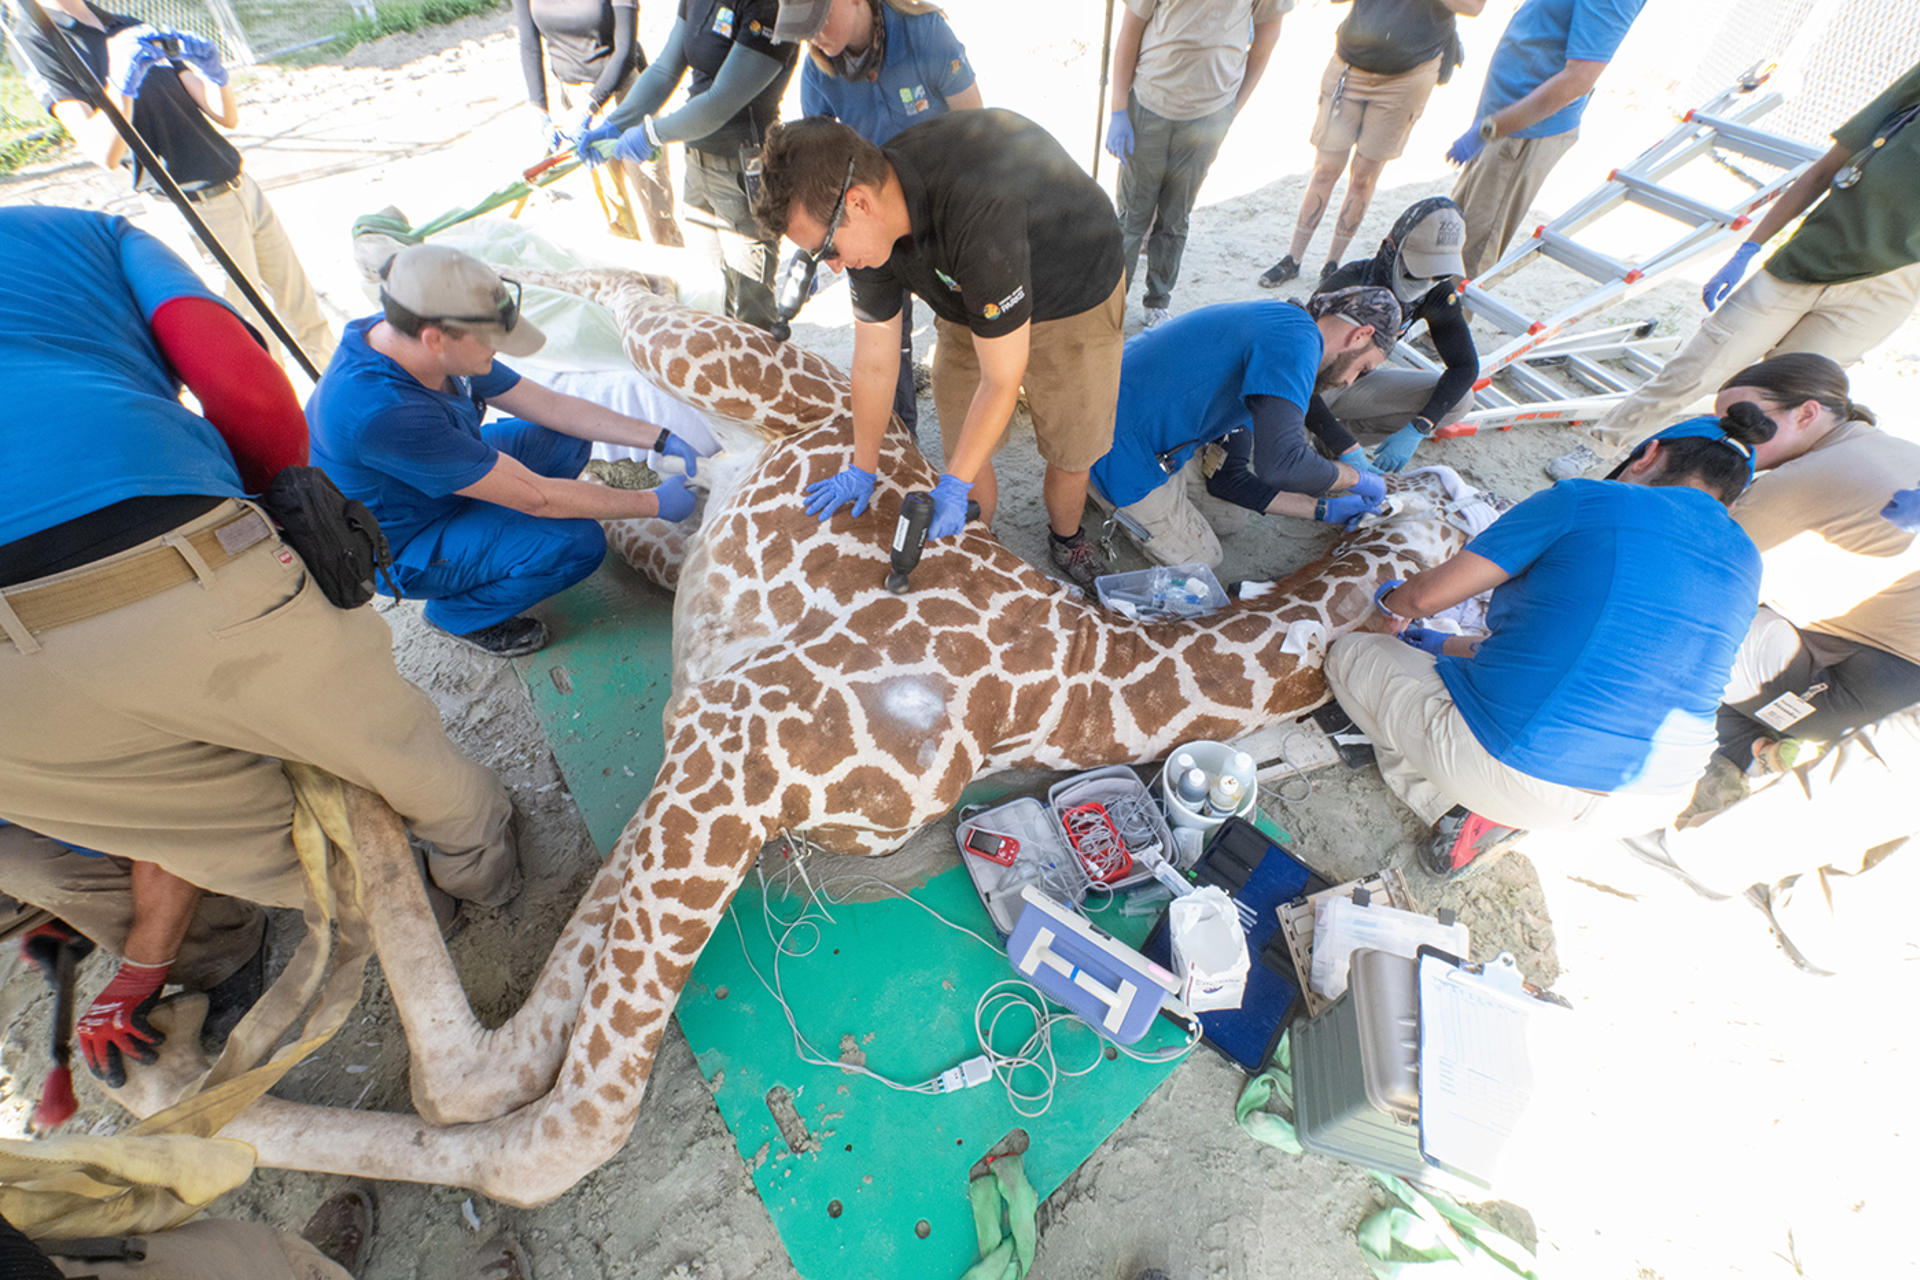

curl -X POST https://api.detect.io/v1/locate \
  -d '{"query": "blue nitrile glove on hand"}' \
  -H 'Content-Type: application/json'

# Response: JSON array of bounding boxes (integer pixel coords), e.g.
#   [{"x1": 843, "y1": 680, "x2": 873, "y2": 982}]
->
[
  {"x1": 1315, "y1": 492, "x2": 1382, "y2": 525},
  {"x1": 1882, "y1": 486, "x2": 1920, "y2": 532},
  {"x1": 1399, "y1": 625, "x2": 1451, "y2": 656},
  {"x1": 930, "y1": 472, "x2": 974, "y2": 540},
  {"x1": 1348, "y1": 471, "x2": 1387, "y2": 507},
  {"x1": 1340, "y1": 445, "x2": 1383, "y2": 476},
  {"x1": 535, "y1": 111, "x2": 565, "y2": 154},
  {"x1": 803, "y1": 464, "x2": 876, "y2": 520},
  {"x1": 1702, "y1": 241, "x2": 1761, "y2": 311},
  {"x1": 1105, "y1": 110, "x2": 1134, "y2": 161},
  {"x1": 612, "y1": 121, "x2": 660, "y2": 166},
  {"x1": 115, "y1": 40, "x2": 165, "y2": 98},
  {"x1": 652, "y1": 428, "x2": 701, "y2": 478},
  {"x1": 574, "y1": 119, "x2": 621, "y2": 168},
  {"x1": 156, "y1": 29, "x2": 227, "y2": 85},
  {"x1": 1446, "y1": 126, "x2": 1484, "y2": 167},
  {"x1": 1370, "y1": 421, "x2": 1428, "y2": 472},
  {"x1": 652, "y1": 475, "x2": 696, "y2": 522},
  {"x1": 1374, "y1": 577, "x2": 1406, "y2": 618}
]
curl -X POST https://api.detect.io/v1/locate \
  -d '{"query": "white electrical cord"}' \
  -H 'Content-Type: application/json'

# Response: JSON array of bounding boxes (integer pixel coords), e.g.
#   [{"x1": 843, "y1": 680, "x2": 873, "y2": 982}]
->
[{"x1": 723, "y1": 834, "x2": 1199, "y2": 1117}]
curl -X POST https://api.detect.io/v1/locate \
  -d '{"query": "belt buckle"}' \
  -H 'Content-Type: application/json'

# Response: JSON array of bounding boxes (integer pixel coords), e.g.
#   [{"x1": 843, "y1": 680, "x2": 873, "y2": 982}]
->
[{"x1": 214, "y1": 509, "x2": 271, "y2": 556}]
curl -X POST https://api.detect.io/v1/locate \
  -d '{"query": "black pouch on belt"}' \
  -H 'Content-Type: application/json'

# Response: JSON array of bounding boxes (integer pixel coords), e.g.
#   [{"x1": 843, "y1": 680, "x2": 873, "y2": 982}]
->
[{"x1": 261, "y1": 465, "x2": 397, "y2": 609}]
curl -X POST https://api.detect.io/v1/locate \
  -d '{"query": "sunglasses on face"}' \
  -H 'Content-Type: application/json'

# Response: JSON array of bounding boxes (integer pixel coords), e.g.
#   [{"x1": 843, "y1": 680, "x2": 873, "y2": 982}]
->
[
  {"x1": 812, "y1": 156, "x2": 857, "y2": 267},
  {"x1": 433, "y1": 277, "x2": 524, "y2": 331}
]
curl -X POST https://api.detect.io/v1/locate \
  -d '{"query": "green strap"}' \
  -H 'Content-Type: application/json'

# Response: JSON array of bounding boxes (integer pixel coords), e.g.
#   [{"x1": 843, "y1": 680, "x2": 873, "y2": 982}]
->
[
  {"x1": 1235, "y1": 1032, "x2": 1538, "y2": 1280},
  {"x1": 958, "y1": 1153, "x2": 1038, "y2": 1280},
  {"x1": 350, "y1": 158, "x2": 587, "y2": 248}
]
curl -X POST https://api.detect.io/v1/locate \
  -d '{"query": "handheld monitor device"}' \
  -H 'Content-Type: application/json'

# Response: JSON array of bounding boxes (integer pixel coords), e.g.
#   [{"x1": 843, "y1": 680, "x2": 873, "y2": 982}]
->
[{"x1": 1006, "y1": 887, "x2": 1180, "y2": 1045}]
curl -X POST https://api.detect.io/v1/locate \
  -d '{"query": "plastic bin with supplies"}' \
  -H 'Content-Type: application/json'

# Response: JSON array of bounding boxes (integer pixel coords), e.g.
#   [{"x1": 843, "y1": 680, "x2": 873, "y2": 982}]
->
[
  {"x1": 1094, "y1": 563, "x2": 1228, "y2": 621},
  {"x1": 1047, "y1": 765, "x2": 1182, "y2": 894},
  {"x1": 954, "y1": 796, "x2": 1091, "y2": 936}
]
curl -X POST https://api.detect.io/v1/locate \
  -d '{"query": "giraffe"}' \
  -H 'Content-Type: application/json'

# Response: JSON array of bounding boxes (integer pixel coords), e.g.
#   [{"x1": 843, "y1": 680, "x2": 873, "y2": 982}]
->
[{"x1": 184, "y1": 270, "x2": 1466, "y2": 1206}]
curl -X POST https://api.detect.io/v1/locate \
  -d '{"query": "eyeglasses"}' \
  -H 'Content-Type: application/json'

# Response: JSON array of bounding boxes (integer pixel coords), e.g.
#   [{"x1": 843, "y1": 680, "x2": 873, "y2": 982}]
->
[
  {"x1": 813, "y1": 156, "x2": 857, "y2": 267},
  {"x1": 431, "y1": 277, "x2": 523, "y2": 331}
]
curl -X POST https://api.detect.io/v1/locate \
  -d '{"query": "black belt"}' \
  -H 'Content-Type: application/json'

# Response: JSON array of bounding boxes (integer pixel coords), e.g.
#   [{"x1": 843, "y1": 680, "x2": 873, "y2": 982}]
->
[{"x1": 170, "y1": 175, "x2": 241, "y2": 204}]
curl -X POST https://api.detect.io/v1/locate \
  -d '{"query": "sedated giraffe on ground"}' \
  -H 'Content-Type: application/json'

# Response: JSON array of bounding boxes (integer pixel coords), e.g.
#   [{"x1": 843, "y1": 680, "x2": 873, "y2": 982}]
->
[{"x1": 194, "y1": 269, "x2": 1465, "y2": 1205}]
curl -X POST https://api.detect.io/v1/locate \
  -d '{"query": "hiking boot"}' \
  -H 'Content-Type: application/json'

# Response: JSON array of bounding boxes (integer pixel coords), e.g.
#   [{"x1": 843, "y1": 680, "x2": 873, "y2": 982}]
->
[
  {"x1": 1047, "y1": 527, "x2": 1103, "y2": 590},
  {"x1": 1258, "y1": 255, "x2": 1301, "y2": 288},
  {"x1": 1143, "y1": 305, "x2": 1171, "y2": 329},
  {"x1": 467, "y1": 1229, "x2": 534, "y2": 1280},
  {"x1": 1421, "y1": 805, "x2": 1524, "y2": 878},
  {"x1": 1545, "y1": 444, "x2": 1601, "y2": 481},
  {"x1": 301, "y1": 1182, "x2": 376, "y2": 1278},
  {"x1": 201, "y1": 932, "x2": 267, "y2": 1054},
  {"x1": 434, "y1": 615, "x2": 550, "y2": 658},
  {"x1": 1319, "y1": 259, "x2": 1341, "y2": 283}
]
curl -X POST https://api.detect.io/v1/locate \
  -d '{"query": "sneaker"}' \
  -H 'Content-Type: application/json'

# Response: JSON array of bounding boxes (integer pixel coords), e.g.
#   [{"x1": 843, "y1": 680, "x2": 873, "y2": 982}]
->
[
  {"x1": 1545, "y1": 443, "x2": 1602, "y2": 481},
  {"x1": 300, "y1": 1182, "x2": 376, "y2": 1278},
  {"x1": 434, "y1": 615, "x2": 550, "y2": 657},
  {"x1": 1258, "y1": 255, "x2": 1301, "y2": 288},
  {"x1": 1143, "y1": 306, "x2": 1171, "y2": 329},
  {"x1": 1319, "y1": 259, "x2": 1341, "y2": 282},
  {"x1": 1421, "y1": 805, "x2": 1525, "y2": 878},
  {"x1": 1047, "y1": 528, "x2": 1104, "y2": 590}
]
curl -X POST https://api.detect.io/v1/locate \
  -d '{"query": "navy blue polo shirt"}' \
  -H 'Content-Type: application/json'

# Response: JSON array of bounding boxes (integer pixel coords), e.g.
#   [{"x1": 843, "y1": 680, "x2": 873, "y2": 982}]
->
[{"x1": 799, "y1": 3, "x2": 975, "y2": 144}]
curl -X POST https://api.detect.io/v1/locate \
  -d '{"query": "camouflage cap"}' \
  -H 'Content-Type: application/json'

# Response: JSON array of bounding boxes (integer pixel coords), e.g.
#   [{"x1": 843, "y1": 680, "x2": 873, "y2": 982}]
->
[{"x1": 1306, "y1": 285, "x2": 1401, "y2": 354}]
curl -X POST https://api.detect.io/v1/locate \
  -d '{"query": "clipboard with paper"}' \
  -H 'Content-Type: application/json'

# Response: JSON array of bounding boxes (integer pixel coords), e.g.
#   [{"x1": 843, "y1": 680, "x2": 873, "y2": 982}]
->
[{"x1": 1415, "y1": 947, "x2": 1567, "y2": 1193}]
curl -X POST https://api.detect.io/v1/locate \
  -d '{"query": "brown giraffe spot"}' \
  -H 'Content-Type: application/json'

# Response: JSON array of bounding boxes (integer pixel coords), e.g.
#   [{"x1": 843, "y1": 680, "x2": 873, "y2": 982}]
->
[
  {"x1": 612, "y1": 915, "x2": 636, "y2": 943},
  {"x1": 611, "y1": 947, "x2": 644, "y2": 976},
  {"x1": 610, "y1": 1000, "x2": 645, "y2": 1038},
  {"x1": 767, "y1": 583, "x2": 804, "y2": 624},
  {"x1": 676, "y1": 868, "x2": 737, "y2": 913},
  {"x1": 641, "y1": 1027, "x2": 663, "y2": 1057},
  {"x1": 685, "y1": 329, "x2": 719, "y2": 359},
  {"x1": 586, "y1": 1024, "x2": 612, "y2": 1069},
  {"x1": 848, "y1": 678, "x2": 951, "y2": 771},
  {"x1": 667, "y1": 356, "x2": 691, "y2": 386},
  {"x1": 658, "y1": 806, "x2": 699, "y2": 861},
  {"x1": 934, "y1": 745, "x2": 973, "y2": 805},
  {"x1": 1048, "y1": 681, "x2": 1117, "y2": 755},
  {"x1": 780, "y1": 782, "x2": 811, "y2": 828},
  {"x1": 1219, "y1": 614, "x2": 1270, "y2": 646},
  {"x1": 1120, "y1": 657, "x2": 1183, "y2": 737},
  {"x1": 1185, "y1": 635, "x2": 1256, "y2": 708},
  {"x1": 571, "y1": 1101, "x2": 601, "y2": 1131},
  {"x1": 742, "y1": 748, "x2": 780, "y2": 807},
  {"x1": 964, "y1": 674, "x2": 1012, "y2": 740},
  {"x1": 680, "y1": 744, "x2": 715, "y2": 790},
  {"x1": 848, "y1": 597, "x2": 909, "y2": 635},
  {"x1": 657, "y1": 956, "x2": 693, "y2": 991},
  {"x1": 918, "y1": 598, "x2": 977, "y2": 629},
  {"x1": 1011, "y1": 680, "x2": 1061, "y2": 734},
  {"x1": 776, "y1": 687, "x2": 855, "y2": 770},
  {"x1": 543, "y1": 1116, "x2": 564, "y2": 1140},
  {"x1": 687, "y1": 780, "x2": 733, "y2": 817},
  {"x1": 576, "y1": 942, "x2": 595, "y2": 970},
  {"x1": 881, "y1": 619, "x2": 934, "y2": 666},
  {"x1": 591, "y1": 983, "x2": 609, "y2": 1007},
  {"x1": 801, "y1": 545, "x2": 838, "y2": 578},
  {"x1": 599, "y1": 1083, "x2": 625, "y2": 1104},
  {"x1": 991, "y1": 615, "x2": 1060, "y2": 673},
  {"x1": 824, "y1": 765, "x2": 913, "y2": 829}
]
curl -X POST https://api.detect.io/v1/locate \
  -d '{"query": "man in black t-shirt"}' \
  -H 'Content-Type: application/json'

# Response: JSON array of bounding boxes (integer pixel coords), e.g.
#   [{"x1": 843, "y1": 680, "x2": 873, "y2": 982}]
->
[
  {"x1": 13, "y1": 0, "x2": 334, "y2": 369},
  {"x1": 752, "y1": 111, "x2": 1125, "y2": 587}
]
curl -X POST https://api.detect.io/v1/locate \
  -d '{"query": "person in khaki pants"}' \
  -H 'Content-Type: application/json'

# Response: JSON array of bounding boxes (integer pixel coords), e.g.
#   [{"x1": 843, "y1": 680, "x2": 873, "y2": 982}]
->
[
  {"x1": 0, "y1": 207, "x2": 519, "y2": 1089},
  {"x1": 19, "y1": 0, "x2": 334, "y2": 370}
]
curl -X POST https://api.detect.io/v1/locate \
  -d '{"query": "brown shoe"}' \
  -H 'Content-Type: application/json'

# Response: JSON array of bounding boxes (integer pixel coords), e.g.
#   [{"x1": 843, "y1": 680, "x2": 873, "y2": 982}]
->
[
  {"x1": 1047, "y1": 527, "x2": 1104, "y2": 590},
  {"x1": 300, "y1": 1182, "x2": 375, "y2": 1277},
  {"x1": 467, "y1": 1229, "x2": 534, "y2": 1280}
]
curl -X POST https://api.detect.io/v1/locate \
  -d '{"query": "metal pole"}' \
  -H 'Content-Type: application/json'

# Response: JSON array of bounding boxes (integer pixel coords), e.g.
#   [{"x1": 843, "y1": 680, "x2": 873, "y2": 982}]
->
[
  {"x1": 1091, "y1": 0, "x2": 1116, "y2": 182},
  {"x1": 13, "y1": 0, "x2": 321, "y2": 383}
]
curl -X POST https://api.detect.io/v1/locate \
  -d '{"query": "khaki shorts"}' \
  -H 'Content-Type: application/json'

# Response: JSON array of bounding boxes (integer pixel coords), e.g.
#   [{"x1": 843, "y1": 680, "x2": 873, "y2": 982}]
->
[
  {"x1": 1309, "y1": 53, "x2": 1443, "y2": 163},
  {"x1": 932, "y1": 275, "x2": 1124, "y2": 472},
  {"x1": 1093, "y1": 457, "x2": 1224, "y2": 569}
]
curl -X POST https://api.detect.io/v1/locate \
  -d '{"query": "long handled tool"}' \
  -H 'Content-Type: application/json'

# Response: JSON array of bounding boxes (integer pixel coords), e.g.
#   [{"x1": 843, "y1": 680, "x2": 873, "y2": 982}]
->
[{"x1": 20, "y1": 921, "x2": 95, "y2": 1134}]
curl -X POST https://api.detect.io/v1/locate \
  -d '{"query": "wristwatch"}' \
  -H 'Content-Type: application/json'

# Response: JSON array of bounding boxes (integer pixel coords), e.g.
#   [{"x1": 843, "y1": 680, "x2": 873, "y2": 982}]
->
[
  {"x1": 1477, "y1": 115, "x2": 1500, "y2": 143},
  {"x1": 1409, "y1": 415, "x2": 1437, "y2": 438}
]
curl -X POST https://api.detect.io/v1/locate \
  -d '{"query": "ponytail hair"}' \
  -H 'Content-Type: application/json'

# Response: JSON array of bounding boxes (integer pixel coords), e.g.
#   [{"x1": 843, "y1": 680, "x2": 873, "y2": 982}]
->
[
  {"x1": 1718, "y1": 352, "x2": 1875, "y2": 427},
  {"x1": 1646, "y1": 402, "x2": 1778, "y2": 505}
]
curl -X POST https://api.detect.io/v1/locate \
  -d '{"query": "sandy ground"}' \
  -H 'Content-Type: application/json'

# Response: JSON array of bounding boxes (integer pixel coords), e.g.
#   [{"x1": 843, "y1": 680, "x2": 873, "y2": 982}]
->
[{"x1": 3, "y1": 2, "x2": 1920, "y2": 1277}]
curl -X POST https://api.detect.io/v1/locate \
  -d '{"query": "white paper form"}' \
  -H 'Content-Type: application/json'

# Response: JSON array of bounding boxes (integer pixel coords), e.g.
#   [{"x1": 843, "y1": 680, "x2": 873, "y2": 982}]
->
[{"x1": 1416, "y1": 952, "x2": 1561, "y2": 1190}]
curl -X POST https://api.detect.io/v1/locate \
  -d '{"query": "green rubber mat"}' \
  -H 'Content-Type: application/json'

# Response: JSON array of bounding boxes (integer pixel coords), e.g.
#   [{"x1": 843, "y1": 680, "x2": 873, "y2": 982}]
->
[{"x1": 677, "y1": 869, "x2": 1189, "y2": 1280}]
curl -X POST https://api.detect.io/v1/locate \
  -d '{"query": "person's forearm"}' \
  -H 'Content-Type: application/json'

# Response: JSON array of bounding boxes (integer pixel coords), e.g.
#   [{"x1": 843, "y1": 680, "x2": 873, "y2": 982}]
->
[
  {"x1": 179, "y1": 67, "x2": 238, "y2": 127},
  {"x1": 1382, "y1": 551, "x2": 1505, "y2": 618},
  {"x1": 532, "y1": 475, "x2": 671, "y2": 519},
  {"x1": 1264, "y1": 491, "x2": 1317, "y2": 518},
  {"x1": 606, "y1": 21, "x2": 686, "y2": 130},
  {"x1": 849, "y1": 324, "x2": 902, "y2": 473},
  {"x1": 1439, "y1": 634, "x2": 1483, "y2": 657},
  {"x1": 492, "y1": 381, "x2": 664, "y2": 451},
  {"x1": 947, "y1": 376, "x2": 1022, "y2": 483},
  {"x1": 652, "y1": 45, "x2": 779, "y2": 145},
  {"x1": 124, "y1": 862, "x2": 200, "y2": 967},
  {"x1": 588, "y1": 5, "x2": 639, "y2": 111},
  {"x1": 1485, "y1": 61, "x2": 1603, "y2": 136},
  {"x1": 1108, "y1": 13, "x2": 1144, "y2": 111},
  {"x1": 1743, "y1": 142, "x2": 1849, "y2": 246},
  {"x1": 1234, "y1": 20, "x2": 1282, "y2": 114}
]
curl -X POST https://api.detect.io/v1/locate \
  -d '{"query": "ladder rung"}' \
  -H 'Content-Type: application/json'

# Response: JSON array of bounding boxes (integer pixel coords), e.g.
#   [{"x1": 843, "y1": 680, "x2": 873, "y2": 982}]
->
[
  {"x1": 1560, "y1": 355, "x2": 1634, "y2": 395},
  {"x1": 1537, "y1": 230, "x2": 1632, "y2": 284},
  {"x1": 1621, "y1": 350, "x2": 1666, "y2": 380},
  {"x1": 1458, "y1": 284, "x2": 1535, "y2": 335},
  {"x1": 1611, "y1": 171, "x2": 1744, "y2": 230},
  {"x1": 1502, "y1": 363, "x2": 1568, "y2": 403},
  {"x1": 1689, "y1": 112, "x2": 1827, "y2": 168}
]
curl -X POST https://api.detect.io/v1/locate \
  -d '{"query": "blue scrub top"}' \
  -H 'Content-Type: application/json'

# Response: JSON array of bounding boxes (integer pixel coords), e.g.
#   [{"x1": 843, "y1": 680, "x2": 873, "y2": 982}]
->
[
  {"x1": 1439, "y1": 479, "x2": 1760, "y2": 793},
  {"x1": 1474, "y1": 0, "x2": 1645, "y2": 140},
  {"x1": 799, "y1": 3, "x2": 976, "y2": 144},
  {"x1": 306, "y1": 316, "x2": 522, "y2": 550},
  {"x1": 2, "y1": 206, "x2": 248, "y2": 546},
  {"x1": 1092, "y1": 300, "x2": 1321, "y2": 510}
]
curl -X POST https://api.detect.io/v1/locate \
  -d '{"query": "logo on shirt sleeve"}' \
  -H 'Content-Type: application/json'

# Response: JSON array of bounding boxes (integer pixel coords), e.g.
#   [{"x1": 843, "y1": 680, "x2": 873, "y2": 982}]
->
[
  {"x1": 951, "y1": 58, "x2": 963, "y2": 75},
  {"x1": 982, "y1": 285, "x2": 1024, "y2": 321},
  {"x1": 712, "y1": 6, "x2": 735, "y2": 37},
  {"x1": 899, "y1": 84, "x2": 930, "y2": 114}
]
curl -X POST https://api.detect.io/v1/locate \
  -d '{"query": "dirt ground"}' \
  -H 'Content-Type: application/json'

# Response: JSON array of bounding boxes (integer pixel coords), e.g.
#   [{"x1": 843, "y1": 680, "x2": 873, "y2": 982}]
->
[{"x1": 3, "y1": 2, "x2": 1919, "y2": 1277}]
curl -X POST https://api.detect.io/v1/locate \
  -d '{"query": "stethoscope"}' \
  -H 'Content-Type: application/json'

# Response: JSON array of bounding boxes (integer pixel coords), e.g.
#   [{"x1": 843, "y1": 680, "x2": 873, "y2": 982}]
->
[{"x1": 1833, "y1": 102, "x2": 1920, "y2": 190}]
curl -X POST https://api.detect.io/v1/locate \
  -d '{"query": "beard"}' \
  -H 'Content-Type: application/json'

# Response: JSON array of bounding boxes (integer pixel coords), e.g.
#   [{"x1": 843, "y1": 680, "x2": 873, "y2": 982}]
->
[{"x1": 1316, "y1": 348, "x2": 1370, "y2": 393}]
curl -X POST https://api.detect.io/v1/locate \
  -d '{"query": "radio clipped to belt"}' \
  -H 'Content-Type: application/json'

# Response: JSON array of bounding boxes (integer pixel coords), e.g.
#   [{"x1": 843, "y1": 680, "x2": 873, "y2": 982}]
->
[{"x1": 261, "y1": 466, "x2": 397, "y2": 609}]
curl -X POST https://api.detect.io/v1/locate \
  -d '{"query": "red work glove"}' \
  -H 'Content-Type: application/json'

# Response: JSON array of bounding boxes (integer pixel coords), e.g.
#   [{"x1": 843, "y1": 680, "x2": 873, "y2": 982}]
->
[{"x1": 75, "y1": 958, "x2": 169, "y2": 1087}]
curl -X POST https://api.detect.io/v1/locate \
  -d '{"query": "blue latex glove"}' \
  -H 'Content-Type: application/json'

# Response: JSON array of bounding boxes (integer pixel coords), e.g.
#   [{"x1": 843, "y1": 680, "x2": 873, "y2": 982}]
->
[
  {"x1": 1315, "y1": 492, "x2": 1382, "y2": 525},
  {"x1": 115, "y1": 41, "x2": 165, "y2": 98},
  {"x1": 1445, "y1": 125, "x2": 1484, "y2": 167},
  {"x1": 1369, "y1": 422, "x2": 1427, "y2": 472},
  {"x1": 574, "y1": 119, "x2": 621, "y2": 168},
  {"x1": 611, "y1": 122, "x2": 659, "y2": 167},
  {"x1": 1348, "y1": 471, "x2": 1386, "y2": 507},
  {"x1": 652, "y1": 428, "x2": 701, "y2": 478},
  {"x1": 1339, "y1": 445, "x2": 1383, "y2": 476},
  {"x1": 156, "y1": 30, "x2": 227, "y2": 85},
  {"x1": 651, "y1": 476, "x2": 696, "y2": 522},
  {"x1": 803, "y1": 464, "x2": 876, "y2": 521},
  {"x1": 535, "y1": 111, "x2": 565, "y2": 154},
  {"x1": 1702, "y1": 241, "x2": 1760, "y2": 312},
  {"x1": 1374, "y1": 577, "x2": 1406, "y2": 618},
  {"x1": 1105, "y1": 110, "x2": 1134, "y2": 161},
  {"x1": 1399, "y1": 625, "x2": 1450, "y2": 656},
  {"x1": 1882, "y1": 486, "x2": 1920, "y2": 532},
  {"x1": 929, "y1": 472, "x2": 974, "y2": 540}
]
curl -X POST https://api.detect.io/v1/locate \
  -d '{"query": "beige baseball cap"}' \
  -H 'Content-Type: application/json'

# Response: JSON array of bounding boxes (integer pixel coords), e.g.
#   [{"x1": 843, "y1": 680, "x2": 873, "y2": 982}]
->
[
  {"x1": 773, "y1": 0, "x2": 833, "y2": 43},
  {"x1": 380, "y1": 244, "x2": 545, "y2": 357}
]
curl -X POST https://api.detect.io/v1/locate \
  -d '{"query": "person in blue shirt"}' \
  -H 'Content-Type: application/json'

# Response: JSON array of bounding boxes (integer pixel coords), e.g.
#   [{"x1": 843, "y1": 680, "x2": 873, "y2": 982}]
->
[
  {"x1": 306, "y1": 245, "x2": 704, "y2": 657},
  {"x1": 1090, "y1": 287, "x2": 1399, "y2": 568},
  {"x1": 0, "y1": 209, "x2": 523, "y2": 1080},
  {"x1": 1443, "y1": 0, "x2": 1646, "y2": 277},
  {"x1": 1327, "y1": 405, "x2": 1773, "y2": 878},
  {"x1": 775, "y1": 0, "x2": 981, "y2": 432}
]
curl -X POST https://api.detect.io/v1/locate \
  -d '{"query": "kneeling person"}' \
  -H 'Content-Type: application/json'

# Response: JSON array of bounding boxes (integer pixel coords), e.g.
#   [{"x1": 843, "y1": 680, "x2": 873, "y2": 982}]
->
[
  {"x1": 1090, "y1": 287, "x2": 1398, "y2": 568},
  {"x1": 308, "y1": 246, "x2": 702, "y2": 656}
]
